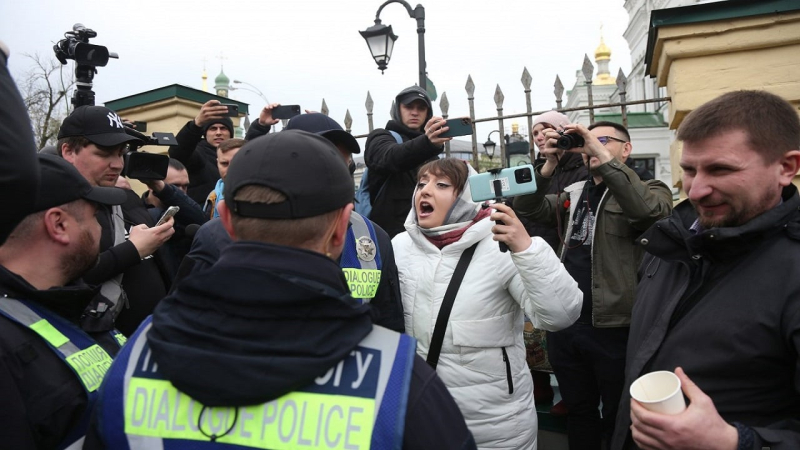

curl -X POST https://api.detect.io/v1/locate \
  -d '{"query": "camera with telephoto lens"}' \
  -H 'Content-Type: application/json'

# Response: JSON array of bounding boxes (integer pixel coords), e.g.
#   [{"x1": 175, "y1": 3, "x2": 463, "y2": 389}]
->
[
  {"x1": 556, "y1": 130, "x2": 585, "y2": 150},
  {"x1": 54, "y1": 24, "x2": 175, "y2": 181}
]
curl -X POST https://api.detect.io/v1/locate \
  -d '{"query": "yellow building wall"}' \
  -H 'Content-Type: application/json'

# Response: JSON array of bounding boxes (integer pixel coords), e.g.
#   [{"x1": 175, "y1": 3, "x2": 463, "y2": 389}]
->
[{"x1": 649, "y1": 11, "x2": 800, "y2": 194}]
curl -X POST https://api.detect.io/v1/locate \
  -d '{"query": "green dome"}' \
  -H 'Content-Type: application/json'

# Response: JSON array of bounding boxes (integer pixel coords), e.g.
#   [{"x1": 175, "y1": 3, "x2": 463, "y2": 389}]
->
[{"x1": 215, "y1": 68, "x2": 230, "y2": 86}]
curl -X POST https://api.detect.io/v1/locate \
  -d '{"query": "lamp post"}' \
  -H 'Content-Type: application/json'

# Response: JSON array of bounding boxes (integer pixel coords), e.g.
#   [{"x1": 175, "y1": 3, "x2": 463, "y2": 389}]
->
[
  {"x1": 483, "y1": 130, "x2": 500, "y2": 160},
  {"x1": 482, "y1": 130, "x2": 509, "y2": 172},
  {"x1": 360, "y1": 0, "x2": 426, "y2": 89},
  {"x1": 232, "y1": 79, "x2": 269, "y2": 104}
]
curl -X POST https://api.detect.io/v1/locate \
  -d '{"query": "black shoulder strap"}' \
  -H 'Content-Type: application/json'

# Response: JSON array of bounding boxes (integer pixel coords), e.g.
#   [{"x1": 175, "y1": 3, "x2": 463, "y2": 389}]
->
[{"x1": 426, "y1": 242, "x2": 479, "y2": 369}]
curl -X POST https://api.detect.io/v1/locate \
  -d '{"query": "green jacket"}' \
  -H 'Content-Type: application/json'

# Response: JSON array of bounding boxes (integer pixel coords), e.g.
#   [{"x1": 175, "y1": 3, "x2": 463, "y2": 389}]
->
[{"x1": 514, "y1": 159, "x2": 673, "y2": 327}]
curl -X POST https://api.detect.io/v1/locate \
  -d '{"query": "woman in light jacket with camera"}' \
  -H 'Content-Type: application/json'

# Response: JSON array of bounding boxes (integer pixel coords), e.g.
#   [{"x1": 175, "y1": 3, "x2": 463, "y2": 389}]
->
[{"x1": 392, "y1": 158, "x2": 582, "y2": 450}]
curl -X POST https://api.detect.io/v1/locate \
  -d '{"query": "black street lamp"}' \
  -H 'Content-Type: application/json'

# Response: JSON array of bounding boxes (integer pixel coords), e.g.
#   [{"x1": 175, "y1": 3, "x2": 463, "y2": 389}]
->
[
  {"x1": 359, "y1": 23, "x2": 397, "y2": 74},
  {"x1": 483, "y1": 130, "x2": 508, "y2": 160},
  {"x1": 483, "y1": 138, "x2": 496, "y2": 160},
  {"x1": 360, "y1": 1, "x2": 427, "y2": 89}
]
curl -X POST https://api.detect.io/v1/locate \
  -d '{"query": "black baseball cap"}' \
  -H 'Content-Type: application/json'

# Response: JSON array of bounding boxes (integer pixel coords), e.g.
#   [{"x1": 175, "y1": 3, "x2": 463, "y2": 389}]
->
[
  {"x1": 398, "y1": 90, "x2": 430, "y2": 107},
  {"x1": 284, "y1": 113, "x2": 360, "y2": 154},
  {"x1": 35, "y1": 154, "x2": 127, "y2": 212},
  {"x1": 224, "y1": 131, "x2": 353, "y2": 219},
  {"x1": 58, "y1": 106, "x2": 143, "y2": 147}
]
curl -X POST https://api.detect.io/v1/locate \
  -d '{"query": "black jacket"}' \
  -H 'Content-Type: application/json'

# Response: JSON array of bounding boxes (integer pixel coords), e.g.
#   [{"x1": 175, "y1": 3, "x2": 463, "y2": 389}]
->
[
  {"x1": 0, "y1": 266, "x2": 120, "y2": 449},
  {"x1": 143, "y1": 183, "x2": 207, "y2": 279},
  {"x1": 0, "y1": 50, "x2": 38, "y2": 245},
  {"x1": 175, "y1": 217, "x2": 406, "y2": 332},
  {"x1": 364, "y1": 121, "x2": 442, "y2": 238},
  {"x1": 514, "y1": 152, "x2": 588, "y2": 249},
  {"x1": 612, "y1": 186, "x2": 800, "y2": 449},
  {"x1": 364, "y1": 85, "x2": 441, "y2": 238},
  {"x1": 91, "y1": 241, "x2": 474, "y2": 449},
  {"x1": 83, "y1": 190, "x2": 171, "y2": 336},
  {"x1": 168, "y1": 120, "x2": 271, "y2": 204}
]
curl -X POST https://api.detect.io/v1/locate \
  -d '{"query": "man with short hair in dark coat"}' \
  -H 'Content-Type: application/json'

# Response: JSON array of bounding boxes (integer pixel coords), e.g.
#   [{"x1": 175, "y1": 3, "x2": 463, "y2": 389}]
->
[
  {"x1": 0, "y1": 154, "x2": 128, "y2": 449},
  {"x1": 612, "y1": 90, "x2": 800, "y2": 450}
]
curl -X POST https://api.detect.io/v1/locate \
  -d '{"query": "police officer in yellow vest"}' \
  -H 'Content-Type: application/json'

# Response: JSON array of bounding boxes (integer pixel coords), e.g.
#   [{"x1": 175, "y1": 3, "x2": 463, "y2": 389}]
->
[
  {"x1": 86, "y1": 131, "x2": 475, "y2": 449},
  {"x1": 284, "y1": 113, "x2": 404, "y2": 332},
  {"x1": 0, "y1": 154, "x2": 128, "y2": 449},
  {"x1": 175, "y1": 113, "x2": 405, "y2": 332}
]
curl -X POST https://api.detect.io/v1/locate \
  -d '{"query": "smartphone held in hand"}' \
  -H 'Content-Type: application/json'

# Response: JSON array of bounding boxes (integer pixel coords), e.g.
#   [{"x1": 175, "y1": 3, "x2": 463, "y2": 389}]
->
[
  {"x1": 221, "y1": 104, "x2": 239, "y2": 117},
  {"x1": 156, "y1": 206, "x2": 179, "y2": 226},
  {"x1": 468, "y1": 165, "x2": 537, "y2": 202},
  {"x1": 439, "y1": 117, "x2": 473, "y2": 138},
  {"x1": 272, "y1": 105, "x2": 302, "y2": 120}
]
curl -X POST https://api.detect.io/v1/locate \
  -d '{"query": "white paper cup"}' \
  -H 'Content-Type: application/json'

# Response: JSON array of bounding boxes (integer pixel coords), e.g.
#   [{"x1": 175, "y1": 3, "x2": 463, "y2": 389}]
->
[{"x1": 630, "y1": 370, "x2": 686, "y2": 415}]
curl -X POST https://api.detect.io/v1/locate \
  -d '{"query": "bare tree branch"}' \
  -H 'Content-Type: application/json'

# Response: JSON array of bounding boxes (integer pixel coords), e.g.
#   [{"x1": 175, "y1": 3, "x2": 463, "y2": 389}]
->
[{"x1": 15, "y1": 52, "x2": 75, "y2": 150}]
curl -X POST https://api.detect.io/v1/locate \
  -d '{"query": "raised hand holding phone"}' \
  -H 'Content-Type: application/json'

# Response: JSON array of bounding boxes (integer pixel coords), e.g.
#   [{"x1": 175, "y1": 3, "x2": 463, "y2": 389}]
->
[
  {"x1": 194, "y1": 100, "x2": 230, "y2": 127},
  {"x1": 424, "y1": 116, "x2": 452, "y2": 146},
  {"x1": 271, "y1": 105, "x2": 301, "y2": 120}
]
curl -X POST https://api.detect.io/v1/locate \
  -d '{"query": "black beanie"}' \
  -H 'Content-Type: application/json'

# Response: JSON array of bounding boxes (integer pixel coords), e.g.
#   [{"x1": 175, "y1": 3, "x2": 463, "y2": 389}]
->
[{"x1": 203, "y1": 117, "x2": 234, "y2": 137}]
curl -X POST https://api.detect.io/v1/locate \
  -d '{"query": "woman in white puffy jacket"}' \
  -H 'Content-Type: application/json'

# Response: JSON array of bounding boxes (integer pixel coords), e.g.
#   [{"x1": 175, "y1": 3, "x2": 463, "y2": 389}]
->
[{"x1": 392, "y1": 158, "x2": 582, "y2": 450}]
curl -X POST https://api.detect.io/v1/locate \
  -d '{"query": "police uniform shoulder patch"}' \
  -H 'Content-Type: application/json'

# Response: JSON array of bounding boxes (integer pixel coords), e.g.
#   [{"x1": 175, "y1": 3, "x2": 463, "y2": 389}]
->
[{"x1": 356, "y1": 236, "x2": 376, "y2": 262}]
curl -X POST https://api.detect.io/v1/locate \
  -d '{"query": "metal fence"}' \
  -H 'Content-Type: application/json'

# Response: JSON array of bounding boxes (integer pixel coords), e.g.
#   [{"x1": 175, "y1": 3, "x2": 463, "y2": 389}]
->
[{"x1": 305, "y1": 54, "x2": 671, "y2": 171}]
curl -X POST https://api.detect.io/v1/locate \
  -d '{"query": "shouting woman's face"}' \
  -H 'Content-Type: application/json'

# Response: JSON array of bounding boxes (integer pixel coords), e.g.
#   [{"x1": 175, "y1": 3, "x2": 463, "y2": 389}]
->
[{"x1": 415, "y1": 171, "x2": 457, "y2": 229}]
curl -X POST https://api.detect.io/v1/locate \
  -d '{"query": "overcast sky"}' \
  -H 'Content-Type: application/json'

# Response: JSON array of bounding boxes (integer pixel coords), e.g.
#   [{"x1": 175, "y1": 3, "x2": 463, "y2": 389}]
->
[{"x1": 4, "y1": 0, "x2": 633, "y2": 150}]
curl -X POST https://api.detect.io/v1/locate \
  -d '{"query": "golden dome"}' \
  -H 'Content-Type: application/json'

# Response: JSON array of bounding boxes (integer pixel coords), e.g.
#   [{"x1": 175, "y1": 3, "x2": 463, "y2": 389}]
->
[
  {"x1": 595, "y1": 36, "x2": 611, "y2": 61},
  {"x1": 594, "y1": 73, "x2": 617, "y2": 85}
]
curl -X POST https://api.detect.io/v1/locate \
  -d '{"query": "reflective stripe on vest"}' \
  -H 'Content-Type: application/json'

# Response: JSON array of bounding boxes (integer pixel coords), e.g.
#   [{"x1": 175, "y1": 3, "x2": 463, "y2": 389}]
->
[
  {"x1": 0, "y1": 297, "x2": 117, "y2": 449},
  {"x1": 341, "y1": 213, "x2": 382, "y2": 302},
  {"x1": 100, "y1": 319, "x2": 415, "y2": 450}
]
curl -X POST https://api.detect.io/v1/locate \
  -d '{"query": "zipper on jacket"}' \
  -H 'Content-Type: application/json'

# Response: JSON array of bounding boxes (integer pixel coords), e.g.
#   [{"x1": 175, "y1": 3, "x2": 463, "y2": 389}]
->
[{"x1": 501, "y1": 347, "x2": 514, "y2": 394}]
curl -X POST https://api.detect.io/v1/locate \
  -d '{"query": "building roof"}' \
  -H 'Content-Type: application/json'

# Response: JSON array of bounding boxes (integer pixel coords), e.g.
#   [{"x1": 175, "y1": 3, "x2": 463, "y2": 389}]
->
[
  {"x1": 645, "y1": 0, "x2": 800, "y2": 75},
  {"x1": 104, "y1": 84, "x2": 249, "y2": 114},
  {"x1": 595, "y1": 112, "x2": 668, "y2": 128}
]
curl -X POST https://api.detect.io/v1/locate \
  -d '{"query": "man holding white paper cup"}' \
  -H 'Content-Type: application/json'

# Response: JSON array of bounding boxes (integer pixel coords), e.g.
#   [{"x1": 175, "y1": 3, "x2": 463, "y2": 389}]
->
[{"x1": 612, "y1": 90, "x2": 800, "y2": 450}]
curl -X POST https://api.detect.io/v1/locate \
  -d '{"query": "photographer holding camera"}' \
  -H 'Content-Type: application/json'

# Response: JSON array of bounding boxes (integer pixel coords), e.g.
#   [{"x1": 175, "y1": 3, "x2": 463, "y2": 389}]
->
[
  {"x1": 514, "y1": 122, "x2": 673, "y2": 450},
  {"x1": 168, "y1": 100, "x2": 278, "y2": 204}
]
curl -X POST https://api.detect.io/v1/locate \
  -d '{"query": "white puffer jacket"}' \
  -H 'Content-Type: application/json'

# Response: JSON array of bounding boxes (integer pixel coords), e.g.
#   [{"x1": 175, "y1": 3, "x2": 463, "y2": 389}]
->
[{"x1": 393, "y1": 216, "x2": 582, "y2": 450}]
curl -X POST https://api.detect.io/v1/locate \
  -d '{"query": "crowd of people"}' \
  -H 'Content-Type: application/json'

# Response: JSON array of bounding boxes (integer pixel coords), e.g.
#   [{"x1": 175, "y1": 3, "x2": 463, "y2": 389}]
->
[{"x1": 1, "y1": 38, "x2": 799, "y2": 450}]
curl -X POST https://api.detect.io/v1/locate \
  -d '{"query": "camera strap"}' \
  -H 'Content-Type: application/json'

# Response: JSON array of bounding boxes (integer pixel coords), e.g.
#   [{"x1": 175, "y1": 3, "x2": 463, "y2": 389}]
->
[
  {"x1": 98, "y1": 205, "x2": 126, "y2": 319},
  {"x1": 426, "y1": 242, "x2": 479, "y2": 370}
]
